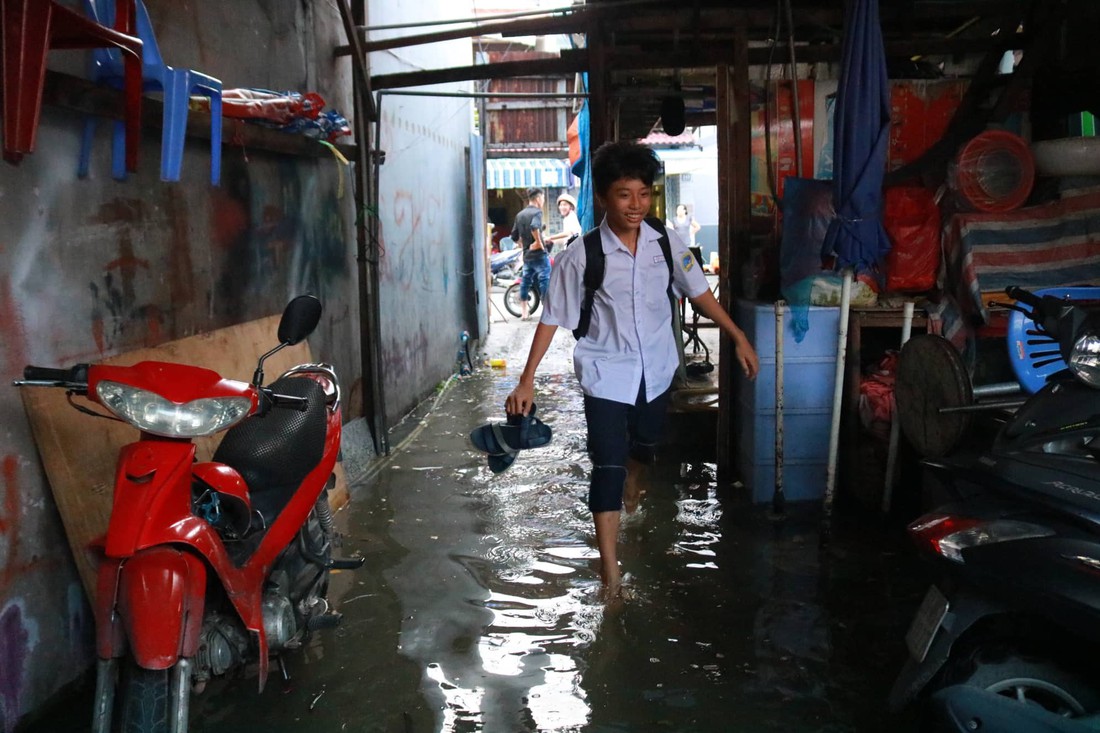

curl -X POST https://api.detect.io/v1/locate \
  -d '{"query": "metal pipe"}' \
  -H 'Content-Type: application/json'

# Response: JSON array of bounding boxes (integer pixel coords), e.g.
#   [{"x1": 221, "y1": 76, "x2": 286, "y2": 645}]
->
[
  {"x1": 782, "y1": 0, "x2": 803, "y2": 175},
  {"x1": 972, "y1": 382, "x2": 1023, "y2": 398},
  {"x1": 169, "y1": 658, "x2": 191, "y2": 733},
  {"x1": 91, "y1": 657, "x2": 117, "y2": 733},
  {"x1": 882, "y1": 301, "x2": 915, "y2": 514},
  {"x1": 371, "y1": 92, "x2": 390, "y2": 453},
  {"x1": 939, "y1": 400, "x2": 1026, "y2": 414},
  {"x1": 823, "y1": 269, "x2": 853, "y2": 545},
  {"x1": 377, "y1": 90, "x2": 587, "y2": 99},
  {"x1": 773, "y1": 300, "x2": 786, "y2": 516},
  {"x1": 356, "y1": 0, "x2": 661, "y2": 32}
]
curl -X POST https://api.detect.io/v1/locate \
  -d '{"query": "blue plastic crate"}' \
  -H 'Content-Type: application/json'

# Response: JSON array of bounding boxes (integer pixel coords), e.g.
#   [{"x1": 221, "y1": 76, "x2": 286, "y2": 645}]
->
[
  {"x1": 737, "y1": 357, "x2": 837, "y2": 412},
  {"x1": 736, "y1": 401, "x2": 834, "y2": 463},
  {"x1": 734, "y1": 299, "x2": 841, "y2": 360},
  {"x1": 737, "y1": 452, "x2": 827, "y2": 504}
]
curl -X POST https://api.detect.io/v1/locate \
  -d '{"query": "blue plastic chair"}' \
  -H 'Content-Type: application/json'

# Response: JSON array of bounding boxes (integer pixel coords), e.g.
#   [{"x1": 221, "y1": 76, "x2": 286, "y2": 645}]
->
[
  {"x1": 1007, "y1": 286, "x2": 1100, "y2": 393},
  {"x1": 77, "y1": 0, "x2": 221, "y2": 184}
]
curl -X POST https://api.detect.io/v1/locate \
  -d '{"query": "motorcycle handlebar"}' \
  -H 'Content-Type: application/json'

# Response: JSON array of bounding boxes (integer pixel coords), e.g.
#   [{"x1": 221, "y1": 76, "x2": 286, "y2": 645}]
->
[
  {"x1": 18, "y1": 364, "x2": 89, "y2": 385},
  {"x1": 1005, "y1": 286, "x2": 1042, "y2": 309}
]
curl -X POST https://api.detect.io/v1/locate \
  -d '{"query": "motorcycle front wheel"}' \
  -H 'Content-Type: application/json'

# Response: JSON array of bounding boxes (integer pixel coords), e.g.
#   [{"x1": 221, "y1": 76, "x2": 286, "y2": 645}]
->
[
  {"x1": 504, "y1": 283, "x2": 539, "y2": 318},
  {"x1": 118, "y1": 658, "x2": 173, "y2": 733}
]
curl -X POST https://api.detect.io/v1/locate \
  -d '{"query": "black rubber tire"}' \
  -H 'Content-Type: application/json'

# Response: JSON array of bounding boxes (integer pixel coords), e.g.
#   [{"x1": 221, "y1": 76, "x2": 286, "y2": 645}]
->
[
  {"x1": 117, "y1": 658, "x2": 171, "y2": 733},
  {"x1": 956, "y1": 654, "x2": 1100, "y2": 718},
  {"x1": 504, "y1": 283, "x2": 539, "y2": 318}
]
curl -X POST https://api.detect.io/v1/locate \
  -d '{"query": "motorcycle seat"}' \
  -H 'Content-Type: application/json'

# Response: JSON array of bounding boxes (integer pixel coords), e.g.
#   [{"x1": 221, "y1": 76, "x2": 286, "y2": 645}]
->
[{"x1": 213, "y1": 375, "x2": 328, "y2": 528}]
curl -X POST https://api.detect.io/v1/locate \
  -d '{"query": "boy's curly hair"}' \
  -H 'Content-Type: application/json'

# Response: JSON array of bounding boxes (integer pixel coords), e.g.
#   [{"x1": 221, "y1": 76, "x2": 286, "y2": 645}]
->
[{"x1": 591, "y1": 141, "x2": 661, "y2": 196}]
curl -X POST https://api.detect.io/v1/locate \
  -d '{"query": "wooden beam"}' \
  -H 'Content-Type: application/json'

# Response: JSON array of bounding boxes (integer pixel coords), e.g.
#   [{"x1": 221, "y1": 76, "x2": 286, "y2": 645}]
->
[
  {"x1": 716, "y1": 61, "x2": 734, "y2": 484},
  {"x1": 370, "y1": 33, "x2": 1021, "y2": 91},
  {"x1": 371, "y1": 54, "x2": 587, "y2": 90},
  {"x1": 337, "y1": 12, "x2": 586, "y2": 56}
]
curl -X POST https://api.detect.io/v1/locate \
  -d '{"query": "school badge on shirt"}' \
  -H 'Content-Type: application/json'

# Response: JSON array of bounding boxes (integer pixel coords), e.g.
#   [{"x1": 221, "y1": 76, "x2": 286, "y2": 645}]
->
[{"x1": 680, "y1": 252, "x2": 695, "y2": 272}]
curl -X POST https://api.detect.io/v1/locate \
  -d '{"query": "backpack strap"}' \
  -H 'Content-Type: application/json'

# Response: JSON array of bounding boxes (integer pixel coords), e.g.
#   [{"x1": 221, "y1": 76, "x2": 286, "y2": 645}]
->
[
  {"x1": 573, "y1": 227, "x2": 605, "y2": 339},
  {"x1": 645, "y1": 216, "x2": 690, "y2": 385}
]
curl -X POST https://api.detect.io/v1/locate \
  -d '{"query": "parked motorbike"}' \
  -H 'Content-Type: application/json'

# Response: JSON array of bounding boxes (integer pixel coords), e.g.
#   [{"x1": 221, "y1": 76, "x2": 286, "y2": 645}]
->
[
  {"x1": 490, "y1": 247, "x2": 522, "y2": 287},
  {"x1": 930, "y1": 684, "x2": 1098, "y2": 732},
  {"x1": 890, "y1": 286, "x2": 1100, "y2": 724},
  {"x1": 14, "y1": 295, "x2": 362, "y2": 733}
]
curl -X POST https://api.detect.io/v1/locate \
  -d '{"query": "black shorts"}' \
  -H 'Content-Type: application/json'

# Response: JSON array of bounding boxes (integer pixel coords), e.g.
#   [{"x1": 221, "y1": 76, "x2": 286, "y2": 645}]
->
[{"x1": 583, "y1": 379, "x2": 670, "y2": 513}]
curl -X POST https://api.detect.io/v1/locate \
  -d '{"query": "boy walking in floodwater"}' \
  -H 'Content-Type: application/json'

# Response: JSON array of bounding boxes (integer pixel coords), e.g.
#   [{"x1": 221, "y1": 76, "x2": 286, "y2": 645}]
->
[{"x1": 506, "y1": 141, "x2": 760, "y2": 598}]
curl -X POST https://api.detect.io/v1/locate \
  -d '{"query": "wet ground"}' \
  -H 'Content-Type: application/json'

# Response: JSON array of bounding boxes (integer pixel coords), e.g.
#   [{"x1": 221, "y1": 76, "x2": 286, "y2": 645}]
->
[{"x1": 27, "y1": 291, "x2": 928, "y2": 732}]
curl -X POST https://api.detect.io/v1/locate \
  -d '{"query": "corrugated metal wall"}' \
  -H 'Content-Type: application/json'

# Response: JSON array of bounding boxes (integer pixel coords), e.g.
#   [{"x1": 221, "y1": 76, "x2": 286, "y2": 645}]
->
[{"x1": 485, "y1": 50, "x2": 568, "y2": 150}]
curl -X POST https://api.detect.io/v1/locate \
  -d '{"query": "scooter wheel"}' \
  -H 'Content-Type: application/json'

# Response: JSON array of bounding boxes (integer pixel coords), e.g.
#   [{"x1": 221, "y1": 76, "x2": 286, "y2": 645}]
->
[
  {"x1": 504, "y1": 284, "x2": 539, "y2": 319},
  {"x1": 954, "y1": 654, "x2": 1100, "y2": 718}
]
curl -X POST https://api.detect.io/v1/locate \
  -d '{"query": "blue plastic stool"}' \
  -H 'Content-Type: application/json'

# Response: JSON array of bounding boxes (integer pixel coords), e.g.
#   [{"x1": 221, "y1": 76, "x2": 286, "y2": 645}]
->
[
  {"x1": 1007, "y1": 286, "x2": 1100, "y2": 393},
  {"x1": 77, "y1": 0, "x2": 221, "y2": 184}
]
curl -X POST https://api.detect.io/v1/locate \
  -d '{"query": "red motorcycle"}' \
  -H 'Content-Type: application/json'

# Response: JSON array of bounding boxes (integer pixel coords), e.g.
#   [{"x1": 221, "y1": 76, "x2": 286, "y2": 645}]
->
[{"x1": 14, "y1": 296, "x2": 361, "y2": 733}]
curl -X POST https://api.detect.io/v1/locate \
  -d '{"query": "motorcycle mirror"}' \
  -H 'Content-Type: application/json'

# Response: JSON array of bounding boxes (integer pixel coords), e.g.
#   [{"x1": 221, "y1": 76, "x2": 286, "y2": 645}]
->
[{"x1": 278, "y1": 295, "x2": 322, "y2": 345}]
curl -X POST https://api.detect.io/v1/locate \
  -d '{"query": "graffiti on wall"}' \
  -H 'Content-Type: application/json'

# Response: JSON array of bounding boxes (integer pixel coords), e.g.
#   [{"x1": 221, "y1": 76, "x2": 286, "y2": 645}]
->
[
  {"x1": 0, "y1": 601, "x2": 37, "y2": 733},
  {"x1": 212, "y1": 158, "x2": 349, "y2": 324},
  {"x1": 382, "y1": 325, "x2": 430, "y2": 385},
  {"x1": 0, "y1": 458, "x2": 37, "y2": 733},
  {"x1": 380, "y1": 188, "x2": 449, "y2": 295}
]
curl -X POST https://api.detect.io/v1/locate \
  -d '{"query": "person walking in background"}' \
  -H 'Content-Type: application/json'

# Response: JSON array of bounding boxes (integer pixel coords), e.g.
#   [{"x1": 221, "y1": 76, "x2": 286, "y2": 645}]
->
[
  {"x1": 506, "y1": 142, "x2": 759, "y2": 599},
  {"x1": 668, "y1": 203, "x2": 701, "y2": 246},
  {"x1": 511, "y1": 187, "x2": 550, "y2": 321},
  {"x1": 546, "y1": 193, "x2": 582, "y2": 250}
]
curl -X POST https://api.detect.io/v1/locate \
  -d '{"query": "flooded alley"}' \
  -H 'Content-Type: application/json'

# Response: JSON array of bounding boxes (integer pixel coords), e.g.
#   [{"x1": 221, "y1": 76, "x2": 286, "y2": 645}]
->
[{"x1": 28, "y1": 305, "x2": 926, "y2": 733}]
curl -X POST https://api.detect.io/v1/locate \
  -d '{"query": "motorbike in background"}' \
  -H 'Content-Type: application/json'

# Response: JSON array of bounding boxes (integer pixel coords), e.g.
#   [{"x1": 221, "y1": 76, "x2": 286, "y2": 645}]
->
[
  {"x1": 504, "y1": 275, "x2": 540, "y2": 318},
  {"x1": 890, "y1": 286, "x2": 1100, "y2": 725},
  {"x1": 14, "y1": 295, "x2": 363, "y2": 733},
  {"x1": 490, "y1": 247, "x2": 522, "y2": 288}
]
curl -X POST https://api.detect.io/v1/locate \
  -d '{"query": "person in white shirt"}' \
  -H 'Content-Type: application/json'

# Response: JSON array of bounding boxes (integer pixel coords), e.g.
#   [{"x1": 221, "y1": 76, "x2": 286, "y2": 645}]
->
[
  {"x1": 506, "y1": 141, "x2": 759, "y2": 599},
  {"x1": 546, "y1": 193, "x2": 582, "y2": 250}
]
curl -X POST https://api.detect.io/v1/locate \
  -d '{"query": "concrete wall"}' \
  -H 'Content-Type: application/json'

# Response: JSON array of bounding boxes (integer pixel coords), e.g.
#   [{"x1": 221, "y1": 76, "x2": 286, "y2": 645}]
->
[
  {"x1": 368, "y1": 1, "x2": 477, "y2": 418},
  {"x1": 0, "y1": 2, "x2": 363, "y2": 729}
]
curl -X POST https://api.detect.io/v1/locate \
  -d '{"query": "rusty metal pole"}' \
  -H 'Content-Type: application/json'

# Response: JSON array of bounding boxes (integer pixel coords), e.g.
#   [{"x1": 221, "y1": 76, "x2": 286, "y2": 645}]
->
[{"x1": 335, "y1": 0, "x2": 388, "y2": 454}]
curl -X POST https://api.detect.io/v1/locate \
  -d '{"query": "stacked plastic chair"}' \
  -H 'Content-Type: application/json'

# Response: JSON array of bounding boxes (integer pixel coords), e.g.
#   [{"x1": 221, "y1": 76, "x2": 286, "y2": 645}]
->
[
  {"x1": 78, "y1": 0, "x2": 221, "y2": 184},
  {"x1": 2, "y1": 0, "x2": 142, "y2": 169},
  {"x1": 1008, "y1": 286, "x2": 1100, "y2": 393}
]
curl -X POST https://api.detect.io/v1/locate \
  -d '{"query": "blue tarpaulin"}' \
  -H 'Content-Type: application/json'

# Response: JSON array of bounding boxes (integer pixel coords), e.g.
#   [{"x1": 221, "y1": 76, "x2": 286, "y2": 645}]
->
[{"x1": 572, "y1": 73, "x2": 595, "y2": 231}]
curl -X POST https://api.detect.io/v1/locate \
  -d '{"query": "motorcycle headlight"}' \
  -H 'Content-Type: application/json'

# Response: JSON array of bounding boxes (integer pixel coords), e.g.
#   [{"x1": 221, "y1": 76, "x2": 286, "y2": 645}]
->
[
  {"x1": 1068, "y1": 333, "x2": 1100, "y2": 388},
  {"x1": 96, "y1": 381, "x2": 251, "y2": 437}
]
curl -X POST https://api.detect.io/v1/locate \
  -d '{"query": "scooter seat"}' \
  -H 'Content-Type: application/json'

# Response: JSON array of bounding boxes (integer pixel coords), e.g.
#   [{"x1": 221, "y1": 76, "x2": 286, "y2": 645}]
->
[{"x1": 213, "y1": 375, "x2": 328, "y2": 526}]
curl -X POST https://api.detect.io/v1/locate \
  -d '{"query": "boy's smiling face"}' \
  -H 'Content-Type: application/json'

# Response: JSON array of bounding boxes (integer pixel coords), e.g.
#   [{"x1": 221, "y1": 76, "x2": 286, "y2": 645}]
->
[{"x1": 597, "y1": 177, "x2": 652, "y2": 237}]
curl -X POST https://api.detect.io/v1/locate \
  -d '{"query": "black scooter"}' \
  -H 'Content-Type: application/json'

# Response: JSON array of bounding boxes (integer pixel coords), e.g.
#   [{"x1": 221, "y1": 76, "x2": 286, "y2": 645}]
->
[
  {"x1": 930, "y1": 684, "x2": 1095, "y2": 732},
  {"x1": 890, "y1": 286, "x2": 1100, "y2": 726}
]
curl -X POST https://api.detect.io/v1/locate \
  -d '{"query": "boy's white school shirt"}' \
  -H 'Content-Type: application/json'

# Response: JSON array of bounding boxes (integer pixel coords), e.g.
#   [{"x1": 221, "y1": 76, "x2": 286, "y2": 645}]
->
[{"x1": 541, "y1": 217, "x2": 709, "y2": 405}]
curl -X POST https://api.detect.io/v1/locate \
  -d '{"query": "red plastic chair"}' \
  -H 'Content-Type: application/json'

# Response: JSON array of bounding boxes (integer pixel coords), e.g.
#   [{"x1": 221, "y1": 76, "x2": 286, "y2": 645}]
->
[{"x1": 1, "y1": 0, "x2": 142, "y2": 170}]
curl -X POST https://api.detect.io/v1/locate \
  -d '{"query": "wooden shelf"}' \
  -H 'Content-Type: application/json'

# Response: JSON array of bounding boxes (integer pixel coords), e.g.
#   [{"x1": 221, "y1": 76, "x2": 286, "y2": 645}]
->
[{"x1": 42, "y1": 70, "x2": 358, "y2": 162}]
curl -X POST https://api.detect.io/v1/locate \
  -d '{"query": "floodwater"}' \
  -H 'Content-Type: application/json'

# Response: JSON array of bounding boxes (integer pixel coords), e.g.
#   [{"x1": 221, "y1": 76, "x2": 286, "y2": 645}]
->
[{"x1": 27, "y1": 299, "x2": 926, "y2": 733}]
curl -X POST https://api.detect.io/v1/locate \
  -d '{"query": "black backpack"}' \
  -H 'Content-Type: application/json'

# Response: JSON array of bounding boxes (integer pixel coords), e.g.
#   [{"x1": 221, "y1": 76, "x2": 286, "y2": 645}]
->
[{"x1": 573, "y1": 216, "x2": 675, "y2": 340}]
